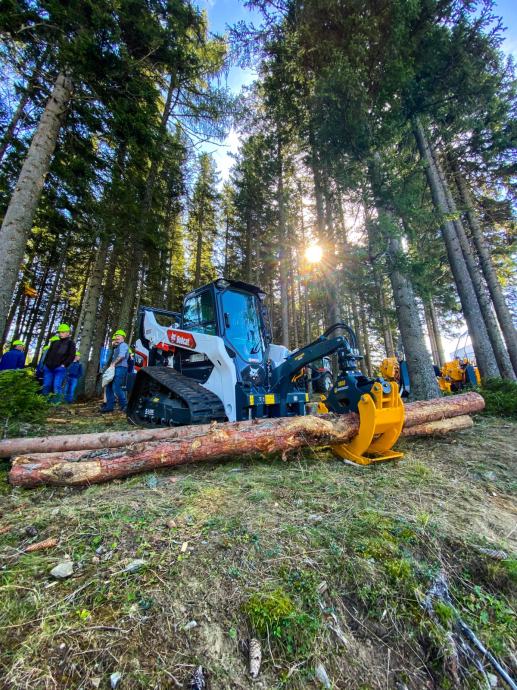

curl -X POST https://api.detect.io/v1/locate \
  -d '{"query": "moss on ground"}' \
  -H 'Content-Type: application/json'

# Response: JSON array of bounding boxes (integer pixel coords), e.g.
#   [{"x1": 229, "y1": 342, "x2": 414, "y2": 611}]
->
[{"x1": 0, "y1": 412, "x2": 515, "y2": 689}]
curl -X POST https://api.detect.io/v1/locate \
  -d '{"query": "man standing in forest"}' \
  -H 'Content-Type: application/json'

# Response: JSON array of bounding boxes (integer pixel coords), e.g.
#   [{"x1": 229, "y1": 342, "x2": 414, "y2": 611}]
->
[
  {"x1": 0, "y1": 340, "x2": 26, "y2": 371},
  {"x1": 42, "y1": 324, "x2": 76, "y2": 402},
  {"x1": 101, "y1": 329, "x2": 129, "y2": 413}
]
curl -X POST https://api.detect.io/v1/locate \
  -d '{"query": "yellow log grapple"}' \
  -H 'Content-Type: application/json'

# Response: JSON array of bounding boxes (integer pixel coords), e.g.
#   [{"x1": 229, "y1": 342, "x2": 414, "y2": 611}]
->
[{"x1": 320, "y1": 381, "x2": 404, "y2": 465}]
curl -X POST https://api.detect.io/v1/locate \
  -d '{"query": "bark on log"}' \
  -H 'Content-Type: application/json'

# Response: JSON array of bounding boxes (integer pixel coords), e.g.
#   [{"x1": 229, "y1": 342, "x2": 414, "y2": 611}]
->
[
  {"x1": 9, "y1": 393, "x2": 485, "y2": 488},
  {"x1": 401, "y1": 415, "x2": 473, "y2": 437},
  {"x1": 10, "y1": 415, "x2": 359, "y2": 487},
  {"x1": 0, "y1": 392, "x2": 485, "y2": 459},
  {"x1": 0, "y1": 420, "x2": 224, "y2": 458},
  {"x1": 400, "y1": 392, "x2": 484, "y2": 429}
]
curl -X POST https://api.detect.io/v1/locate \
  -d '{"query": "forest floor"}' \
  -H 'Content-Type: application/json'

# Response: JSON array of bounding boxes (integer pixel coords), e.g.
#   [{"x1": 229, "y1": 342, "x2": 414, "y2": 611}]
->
[{"x1": 0, "y1": 406, "x2": 515, "y2": 690}]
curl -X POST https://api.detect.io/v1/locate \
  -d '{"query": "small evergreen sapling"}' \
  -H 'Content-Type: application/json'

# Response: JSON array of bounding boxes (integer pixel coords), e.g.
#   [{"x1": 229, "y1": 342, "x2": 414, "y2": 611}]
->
[{"x1": 0, "y1": 370, "x2": 48, "y2": 433}]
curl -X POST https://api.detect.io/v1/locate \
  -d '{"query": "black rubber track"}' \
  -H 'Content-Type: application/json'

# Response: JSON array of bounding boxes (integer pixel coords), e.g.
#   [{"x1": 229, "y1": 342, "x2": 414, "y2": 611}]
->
[{"x1": 127, "y1": 367, "x2": 227, "y2": 427}]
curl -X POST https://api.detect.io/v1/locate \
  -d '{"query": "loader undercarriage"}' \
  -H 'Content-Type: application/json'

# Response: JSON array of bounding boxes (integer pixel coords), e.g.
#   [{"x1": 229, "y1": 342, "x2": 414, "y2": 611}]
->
[{"x1": 127, "y1": 367, "x2": 227, "y2": 427}]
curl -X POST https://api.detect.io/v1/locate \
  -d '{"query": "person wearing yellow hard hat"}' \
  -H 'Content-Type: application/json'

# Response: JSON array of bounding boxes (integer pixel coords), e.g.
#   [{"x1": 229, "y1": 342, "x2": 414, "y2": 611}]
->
[
  {"x1": 64, "y1": 351, "x2": 83, "y2": 404},
  {"x1": 101, "y1": 329, "x2": 129, "y2": 413},
  {"x1": 41, "y1": 324, "x2": 76, "y2": 402},
  {"x1": 0, "y1": 339, "x2": 26, "y2": 371}
]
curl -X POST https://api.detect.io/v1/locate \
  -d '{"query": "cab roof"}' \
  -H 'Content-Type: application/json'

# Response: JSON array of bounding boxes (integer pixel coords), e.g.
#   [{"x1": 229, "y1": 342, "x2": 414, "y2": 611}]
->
[{"x1": 184, "y1": 279, "x2": 266, "y2": 301}]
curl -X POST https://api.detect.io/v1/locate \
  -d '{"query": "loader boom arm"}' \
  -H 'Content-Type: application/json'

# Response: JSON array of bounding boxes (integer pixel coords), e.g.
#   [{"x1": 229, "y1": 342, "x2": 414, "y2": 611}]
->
[{"x1": 271, "y1": 334, "x2": 357, "y2": 393}]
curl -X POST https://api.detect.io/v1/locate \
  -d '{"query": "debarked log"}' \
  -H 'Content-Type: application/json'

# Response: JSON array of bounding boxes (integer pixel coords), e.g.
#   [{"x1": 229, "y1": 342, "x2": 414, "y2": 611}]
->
[{"x1": 9, "y1": 393, "x2": 484, "y2": 488}]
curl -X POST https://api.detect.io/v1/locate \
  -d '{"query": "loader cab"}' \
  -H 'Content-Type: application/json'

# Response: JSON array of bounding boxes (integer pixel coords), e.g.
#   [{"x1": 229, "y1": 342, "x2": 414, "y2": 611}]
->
[{"x1": 179, "y1": 279, "x2": 272, "y2": 387}]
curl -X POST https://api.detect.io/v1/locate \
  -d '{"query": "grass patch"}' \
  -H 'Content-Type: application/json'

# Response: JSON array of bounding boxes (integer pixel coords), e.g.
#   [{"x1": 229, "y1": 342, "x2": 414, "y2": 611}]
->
[{"x1": 0, "y1": 414, "x2": 515, "y2": 688}]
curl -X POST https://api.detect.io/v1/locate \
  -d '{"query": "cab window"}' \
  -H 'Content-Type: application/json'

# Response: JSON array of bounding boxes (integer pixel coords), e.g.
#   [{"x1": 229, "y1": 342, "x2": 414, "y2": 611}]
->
[
  {"x1": 221, "y1": 290, "x2": 264, "y2": 360},
  {"x1": 182, "y1": 291, "x2": 217, "y2": 335}
]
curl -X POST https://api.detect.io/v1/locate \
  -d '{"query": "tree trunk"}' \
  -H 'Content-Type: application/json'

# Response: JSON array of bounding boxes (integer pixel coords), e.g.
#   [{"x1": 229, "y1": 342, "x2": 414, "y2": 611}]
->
[
  {"x1": 429, "y1": 298, "x2": 445, "y2": 367},
  {"x1": 348, "y1": 296, "x2": 366, "y2": 375},
  {"x1": 434, "y1": 151, "x2": 514, "y2": 379},
  {"x1": 128, "y1": 270, "x2": 143, "y2": 344},
  {"x1": 452, "y1": 160, "x2": 517, "y2": 376},
  {"x1": 0, "y1": 72, "x2": 73, "y2": 341},
  {"x1": 118, "y1": 248, "x2": 139, "y2": 332},
  {"x1": 245, "y1": 215, "x2": 252, "y2": 282},
  {"x1": 1, "y1": 277, "x2": 25, "y2": 349},
  {"x1": 78, "y1": 238, "x2": 110, "y2": 393},
  {"x1": 387, "y1": 237, "x2": 440, "y2": 399},
  {"x1": 424, "y1": 302, "x2": 439, "y2": 366},
  {"x1": 23, "y1": 261, "x2": 52, "y2": 345},
  {"x1": 224, "y1": 212, "x2": 230, "y2": 278},
  {"x1": 373, "y1": 268, "x2": 395, "y2": 357},
  {"x1": 140, "y1": 75, "x2": 177, "y2": 302},
  {"x1": 8, "y1": 392, "x2": 485, "y2": 487},
  {"x1": 277, "y1": 136, "x2": 289, "y2": 348},
  {"x1": 194, "y1": 227, "x2": 203, "y2": 288},
  {"x1": 359, "y1": 301, "x2": 372, "y2": 376},
  {"x1": 368, "y1": 157, "x2": 440, "y2": 400},
  {"x1": 84, "y1": 247, "x2": 117, "y2": 397},
  {"x1": 74, "y1": 250, "x2": 96, "y2": 335},
  {"x1": 322, "y1": 169, "x2": 340, "y2": 326},
  {"x1": 413, "y1": 118, "x2": 499, "y2": 379},
  {"x1": 297, "y1": 184, "x2": 311, "y2": 346},
  {"x1": 308, "y1": 123, "x2": 325, "y2": 238},
  {"x1": 13, "y1": 293, "x2": 27, "y2": 340},
  {"x1": 32, "y1": 233, "x2": 70, "y2": 352}
]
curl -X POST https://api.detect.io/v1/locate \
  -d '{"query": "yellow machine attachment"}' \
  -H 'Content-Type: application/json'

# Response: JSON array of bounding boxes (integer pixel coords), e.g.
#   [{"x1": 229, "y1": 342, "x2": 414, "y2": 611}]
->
[
  {"x1": 317, "y1": 395, "x2": 329, "y2": 414},
  {"x1": 323, "y1": 381, "x2": 405, "y2": 466},
  {"x1": 437, "y1": 358, "x2": 481, "y2": 392},
  {"x1": 380, "y1": 357, "x2": 400, "y2": 382},
  {"x1": 437, "y1": 376, "x2": 452, "y2": 393}
]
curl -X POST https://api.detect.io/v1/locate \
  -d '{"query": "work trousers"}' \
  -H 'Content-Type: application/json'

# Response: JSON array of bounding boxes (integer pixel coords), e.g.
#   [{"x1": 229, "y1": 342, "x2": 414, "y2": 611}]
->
[
  {"x1": 42, "y1": 365, "x2": 67, "y2": 402},
  {"x1": 104, "y1": 366, "x2": 127, "y2": 411}
]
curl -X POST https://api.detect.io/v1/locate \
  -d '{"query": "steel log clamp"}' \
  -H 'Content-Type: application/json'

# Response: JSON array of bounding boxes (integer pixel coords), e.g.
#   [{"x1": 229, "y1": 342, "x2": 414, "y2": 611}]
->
[
  {"x1": 331, "y1": 380, "x2": 404, "y2": 465},
  {"x1": 316, "y1": 326, "x2": 405, "y2": 466}
]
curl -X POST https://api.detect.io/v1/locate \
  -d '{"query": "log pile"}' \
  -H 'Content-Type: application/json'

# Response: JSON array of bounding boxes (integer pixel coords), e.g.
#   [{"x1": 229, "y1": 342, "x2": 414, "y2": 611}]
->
[{"x1": 6, "y1": 392, "x2": 484, "y2": 488}]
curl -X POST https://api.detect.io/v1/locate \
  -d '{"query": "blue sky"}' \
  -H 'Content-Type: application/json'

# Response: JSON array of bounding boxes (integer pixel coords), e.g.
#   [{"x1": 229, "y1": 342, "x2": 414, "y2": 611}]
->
[{"x1": 197, "y1": 0, "x2": 517, "y2": 180}]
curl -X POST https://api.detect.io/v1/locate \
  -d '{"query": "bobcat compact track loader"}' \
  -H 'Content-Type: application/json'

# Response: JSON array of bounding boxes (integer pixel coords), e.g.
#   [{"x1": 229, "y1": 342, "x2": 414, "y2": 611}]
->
[{"x1": 127, "y1": 279, "x2": 404, "y2": 465}]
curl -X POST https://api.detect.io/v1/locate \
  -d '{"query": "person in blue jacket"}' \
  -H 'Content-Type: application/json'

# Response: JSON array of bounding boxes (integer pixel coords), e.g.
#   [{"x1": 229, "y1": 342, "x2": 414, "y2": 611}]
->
[
  {"x1": 65, "y1": 351, "x2": 83, "y2": 404},
  {"x1": 0, "y1": 340, "x2": 26, "y2": 371}
]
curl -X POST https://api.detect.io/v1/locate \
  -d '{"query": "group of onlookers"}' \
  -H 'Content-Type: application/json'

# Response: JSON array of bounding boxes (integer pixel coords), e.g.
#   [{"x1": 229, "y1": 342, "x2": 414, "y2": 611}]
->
[{"x1": 0, "y1": 324, "x2": 131, "y2": 411}]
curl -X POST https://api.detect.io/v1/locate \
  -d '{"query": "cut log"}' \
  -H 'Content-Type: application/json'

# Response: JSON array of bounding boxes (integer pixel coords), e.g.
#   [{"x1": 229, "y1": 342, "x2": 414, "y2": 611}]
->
[
  {"x1": 0, "y1": 392, "x2": 485, "y2": 459},
  {"x1": 400, "y1": 392, "x2": 484, "y2": 429},
  {"x1": 10, "y1": 415, "x2": 359, "y2": 487},
  {"x1": 9, "y1": 393, "x2": 485, "y2": 488},
  {"x1": 401, "y1": 415, "x2": 473, "y2": 437},
  {"x1": 0, "y1": 423, "x2": 219, "y2": 458}
]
